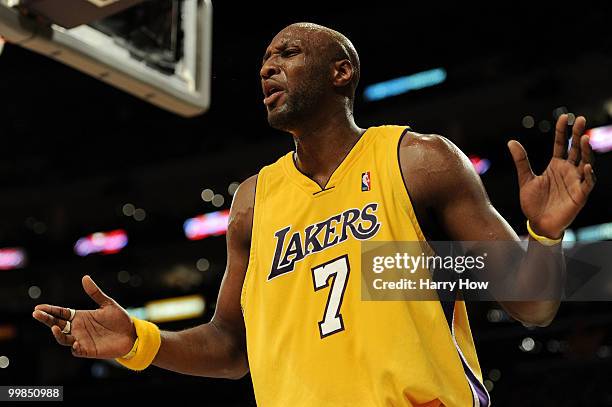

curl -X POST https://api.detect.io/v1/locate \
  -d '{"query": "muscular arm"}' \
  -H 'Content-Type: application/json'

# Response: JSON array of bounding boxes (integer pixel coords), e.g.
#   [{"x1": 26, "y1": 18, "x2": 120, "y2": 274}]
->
[
  {"x1": 151, "y1": 175, "x2": 256, "y2": 378},
  {"x1": 400, "y1": 132, "x2": 562, "y2": 327}
]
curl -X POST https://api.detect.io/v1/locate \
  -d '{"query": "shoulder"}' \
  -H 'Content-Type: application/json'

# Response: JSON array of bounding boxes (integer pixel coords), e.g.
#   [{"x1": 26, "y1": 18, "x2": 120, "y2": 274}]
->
[
  {"x1": 235, "y1": 174, "x2": 258, "y2": 197},
  {"x1": 230, "y1": 175, "x2": 257, "y2": 218},
  {"x1": 399, "y1": 131, "x2": 465, "y2": 167},
  {"x1": 398, "y1": 131, "x2": 481, "y2": 204},
  {"x1": 227, "y1": 175, "x2": 258, "y2": 244}
]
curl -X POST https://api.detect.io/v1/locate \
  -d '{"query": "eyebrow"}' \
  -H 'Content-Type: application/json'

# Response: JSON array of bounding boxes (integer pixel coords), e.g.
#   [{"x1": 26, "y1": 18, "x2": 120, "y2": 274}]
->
[{"x1": 262, "y1": 40, "x2": 296, "y2": 64}]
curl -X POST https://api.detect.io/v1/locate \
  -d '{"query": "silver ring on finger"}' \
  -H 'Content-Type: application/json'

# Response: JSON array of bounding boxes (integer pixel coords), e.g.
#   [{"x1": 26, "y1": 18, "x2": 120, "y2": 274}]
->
[
  {"x1": 68, "y1": 308, "x2": 76, "y2": 321},
  {"x1": 61, "y1": 320, "x2": 71, "y2": 335}
]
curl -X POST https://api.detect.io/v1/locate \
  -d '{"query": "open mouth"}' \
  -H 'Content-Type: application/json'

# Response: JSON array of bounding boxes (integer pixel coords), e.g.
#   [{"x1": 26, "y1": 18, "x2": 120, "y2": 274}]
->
[
  {"x1": 263, "y1": 88, "x2": 285, "y2": 107},
  {"x1": 263, "y1": 81, "x2": 286, "y2": 107}
]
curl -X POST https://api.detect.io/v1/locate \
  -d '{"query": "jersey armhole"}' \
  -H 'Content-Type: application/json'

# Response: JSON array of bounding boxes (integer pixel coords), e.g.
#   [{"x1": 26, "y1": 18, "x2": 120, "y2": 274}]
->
[
  {"x1": 240, "y1": 170, "x2": 265, "y2": 315},
  {"x1": 389, "y1": 127, "x2": 429, "y2": 243}
]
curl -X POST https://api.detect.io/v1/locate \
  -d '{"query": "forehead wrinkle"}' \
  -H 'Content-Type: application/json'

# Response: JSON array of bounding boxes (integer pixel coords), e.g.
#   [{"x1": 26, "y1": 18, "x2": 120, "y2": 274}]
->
[{"x1": 262, "y1": 38, "x2": 303, "y2": 63}]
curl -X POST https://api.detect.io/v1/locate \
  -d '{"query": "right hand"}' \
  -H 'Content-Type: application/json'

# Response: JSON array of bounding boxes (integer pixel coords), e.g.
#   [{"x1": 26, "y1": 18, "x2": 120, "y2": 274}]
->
[{"x1": 32, "y1": 275, "x2": 136, "y2": 359}]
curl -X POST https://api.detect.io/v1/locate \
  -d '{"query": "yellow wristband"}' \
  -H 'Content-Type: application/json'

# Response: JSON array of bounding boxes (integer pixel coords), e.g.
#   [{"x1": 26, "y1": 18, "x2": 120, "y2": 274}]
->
[
  {"x1": 115, "y1": 318, "x2": 161, "y2": 371},
  {"x1": 121, "y1": 337, "x2": 139, "y2": 360},
  {"x1": 526, "y1": 220, "x2": 563, "y2": 246}
]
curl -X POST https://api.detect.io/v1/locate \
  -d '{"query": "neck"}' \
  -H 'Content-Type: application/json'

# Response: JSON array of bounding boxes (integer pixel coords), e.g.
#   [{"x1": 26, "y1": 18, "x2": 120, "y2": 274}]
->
[{"x1": 291, "y1": 106, "x2": 364, "y2": 189}]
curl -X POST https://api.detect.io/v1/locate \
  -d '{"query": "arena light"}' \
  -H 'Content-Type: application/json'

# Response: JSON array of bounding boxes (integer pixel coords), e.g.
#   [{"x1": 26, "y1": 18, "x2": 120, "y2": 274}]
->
[
  {"x1": 0, "y1": 247, "x2": 26, "y2": 270},
  {"x1": 522, "y1": 115, "x2": 535, "y2": 129},
  {"x1": 74, "y1": 229, "x2": 128, "y2": 256},
  {"x1": 183, "y1": 209, "x2": 230, "y2": 241},
  {"x1": 0, "y1": 324, "x2": 16, "y2": 341},
  {"x1": 576, "y1": 222, "x2": 612, "y2": 242},
  {"x1": 363, "y1": 68, "x2": 447, "y2": 102},
  {"x1": 585, "y1": 124, "x2": 612, "y2": 153},
  {"x1": 469, "y1": 155, "x2": 491, "y2": 175},
  {"x1": 145, "y1": 295, "x2": 205, "y2": 323},
  {"x1": 127, "y1": 295, "x2": 206, "y2": 323}
]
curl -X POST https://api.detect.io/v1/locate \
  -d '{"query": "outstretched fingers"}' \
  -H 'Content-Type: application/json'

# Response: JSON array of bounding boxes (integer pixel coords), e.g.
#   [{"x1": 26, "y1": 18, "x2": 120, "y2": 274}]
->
[
  {"x1": 34, "y1": 304, "x2": 72, "y2": 320},
  {"x1": 81, "y1": 275, "x2": 113, "y2": 307},
  {"x1": 553, "y1": 113, "x2": 569, "y2": 159},
  {"x1": 569, "y1": 161, "x2": 596, "y2": 206},
  {"x1": 581, "y1": 163, "x2": 596, "y2": 197},
  {"x1": 567, "y1": 116, "x2": 586, "y2": 164},
  {"x1": 33, "y1": 309, "x2": 70, "y2": 332},
  {"x1": 508, "y1": 140, "x2": 535, "y2": 187},
  {"x1": 578, "y1": 134, "x2": 594, "y2": 171}
]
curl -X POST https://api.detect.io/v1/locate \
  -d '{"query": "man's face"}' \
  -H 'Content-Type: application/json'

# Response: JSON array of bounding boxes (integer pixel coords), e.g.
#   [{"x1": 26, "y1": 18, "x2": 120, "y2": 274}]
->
[{"x1": 260, "y1": 27, "x2": 330, "y2": 131}]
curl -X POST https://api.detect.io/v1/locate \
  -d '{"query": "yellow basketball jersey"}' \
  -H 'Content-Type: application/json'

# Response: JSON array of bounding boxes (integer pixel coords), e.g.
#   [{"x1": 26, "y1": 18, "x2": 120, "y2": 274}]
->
[{"x1": 241, "y1": 126, "x2": 490, "y2": 407}]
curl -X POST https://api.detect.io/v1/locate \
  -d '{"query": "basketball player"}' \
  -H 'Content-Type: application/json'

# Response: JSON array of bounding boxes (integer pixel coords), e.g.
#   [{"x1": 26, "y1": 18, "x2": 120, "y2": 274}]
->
[{"x1": 33, "y1": 23, "x2": 596, "y2": 406}]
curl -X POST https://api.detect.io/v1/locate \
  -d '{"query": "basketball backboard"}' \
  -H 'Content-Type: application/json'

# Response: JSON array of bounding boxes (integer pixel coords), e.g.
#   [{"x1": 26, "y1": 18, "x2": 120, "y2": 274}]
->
[{"x1": 0, "y1": 0, "x2": 212, "y2": 117}]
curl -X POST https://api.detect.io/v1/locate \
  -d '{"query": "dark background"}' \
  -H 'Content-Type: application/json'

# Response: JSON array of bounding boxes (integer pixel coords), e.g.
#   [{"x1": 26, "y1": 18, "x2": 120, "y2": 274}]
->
[{"x1": 1, "y1": 2, "x2": 611, "y2": 405}]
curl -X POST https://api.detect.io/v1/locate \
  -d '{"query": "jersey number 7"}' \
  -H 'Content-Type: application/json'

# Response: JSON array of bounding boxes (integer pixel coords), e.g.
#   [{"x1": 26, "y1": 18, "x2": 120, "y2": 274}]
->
[{"x1": 311, "y1": 255, "x2": 350, "y2": 338}]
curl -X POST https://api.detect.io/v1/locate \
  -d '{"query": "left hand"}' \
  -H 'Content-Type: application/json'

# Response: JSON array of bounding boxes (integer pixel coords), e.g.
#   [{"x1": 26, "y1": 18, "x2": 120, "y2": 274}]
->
[
  {"x1": 32, "y1": 276, "x2": 136, "y2": 359},
  {"x1": 508, "y1": 113, "x2": 596, "y2": 239}
]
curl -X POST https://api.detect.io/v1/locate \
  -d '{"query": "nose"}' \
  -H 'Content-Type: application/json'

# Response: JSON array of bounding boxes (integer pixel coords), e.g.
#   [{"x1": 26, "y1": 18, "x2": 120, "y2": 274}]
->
[{"x1": 260, "y1": 59, "x2": 280, "y2": 80}]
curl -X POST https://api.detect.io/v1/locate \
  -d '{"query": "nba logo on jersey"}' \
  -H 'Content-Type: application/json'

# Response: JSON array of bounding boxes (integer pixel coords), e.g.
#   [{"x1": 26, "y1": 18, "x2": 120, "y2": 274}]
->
[{"x1": 361, "y1": 171, "x2": 371, "y2": 191}]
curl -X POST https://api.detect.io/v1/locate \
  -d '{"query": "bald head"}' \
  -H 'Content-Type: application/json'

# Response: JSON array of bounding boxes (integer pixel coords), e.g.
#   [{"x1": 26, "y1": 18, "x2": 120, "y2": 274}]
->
[{"x1": 282, "y1": 23, "x2": 361, "y2": 95}]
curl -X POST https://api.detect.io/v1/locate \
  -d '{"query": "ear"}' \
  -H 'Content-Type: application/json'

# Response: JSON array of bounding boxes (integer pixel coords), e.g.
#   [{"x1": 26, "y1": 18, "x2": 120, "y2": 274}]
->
[{"x1": 332, "y1": 59, "x2": 354, "y2": 88}]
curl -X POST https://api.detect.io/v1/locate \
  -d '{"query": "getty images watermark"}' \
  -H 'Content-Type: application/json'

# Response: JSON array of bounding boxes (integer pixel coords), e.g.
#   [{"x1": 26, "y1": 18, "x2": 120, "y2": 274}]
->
[
  {"x1": 371, "y1": 251, "x2": 488, "y2": 291},
  {"x1": 361, "y1": 241, "x2": 612, "y2": 301}
]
